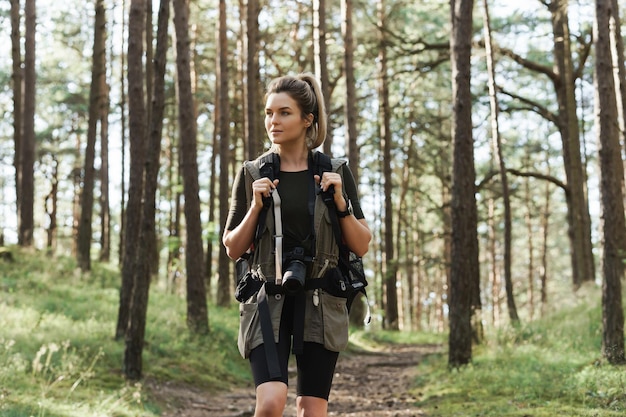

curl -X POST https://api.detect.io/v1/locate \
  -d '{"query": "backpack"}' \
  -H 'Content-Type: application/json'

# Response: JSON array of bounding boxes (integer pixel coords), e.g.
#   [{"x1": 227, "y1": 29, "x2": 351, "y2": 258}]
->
[{"x1": 235, "y1": 150, "x2": 368, "y2": 310}]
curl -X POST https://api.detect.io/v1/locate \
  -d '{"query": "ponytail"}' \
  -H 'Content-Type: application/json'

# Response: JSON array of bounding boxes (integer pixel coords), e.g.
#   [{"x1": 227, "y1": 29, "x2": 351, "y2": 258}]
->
[{"x1": 296, "y1": 73, "x2": 327, "y2": 149}]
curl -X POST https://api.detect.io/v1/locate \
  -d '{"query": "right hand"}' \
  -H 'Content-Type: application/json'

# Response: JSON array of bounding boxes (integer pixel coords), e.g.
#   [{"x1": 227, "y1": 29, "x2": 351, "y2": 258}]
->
[{"x1": 251, "y1": 178, "x2": 280, "y2": 210}]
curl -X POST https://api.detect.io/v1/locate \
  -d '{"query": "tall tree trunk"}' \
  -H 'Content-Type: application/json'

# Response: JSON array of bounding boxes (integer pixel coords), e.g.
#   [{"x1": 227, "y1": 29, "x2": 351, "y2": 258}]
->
[
  {"x1": 166, "y1": 119, "x2": 183, "y2": 293},
  {"x1": 10, "y1": 0, "x2": 22, "y2": 223},
  {"x1": 45, "y1": 157, "x2": 58, "y2": 253},
  {"x1": 246, "y1": 0, "x2": 261, "y2": 159},
  {"x1": 595, "y1": 0, "x2": 626, "y2": 365},
  {"x1": 487, "y1": 196, "x2": 500, "y2": 326},
  {"x1": 206, "y1": 73, "x2": 220, "y2": 295},
  {"x1": 609, "y1": 0, "x2": 626, "y2": 150},
  {"x1": 216, "y1": 0, "x2": 231, "y2": 307},
  {"x1": 78, "y1": 0, "x2": 107, "y2": 271},
  {"x1": 117, "y1": 0, "x2": 147, "y2": 343},
  {"x1": 523, "y1": 163, "x2": 535, "y2": 321},
  {"x1": 549, "y1": 0, "x2": 595, "y2": 288},
  {"x1": 314, "y1": 0, "x2": 333, "y2": 155},
  {"x1": 482, "y1": 0, "x2": 516, "y2": 326},
  {"x1": 166, "y1": 109, "x2": 183, "y2": 294},
  {"x1": 395, "y1": 115, "x2": 417, "y2": 329},
  {"x1": 118, "y1": 0, "x2": 128, "y2": 267},
  {"x1": 100, "y1": 68, "x2": 111, "y2": 262},
  {"x1": 173, "y1": 0, "x2": 209, "y2": 333},
  {"x1": 448, "y1": 0, "x2": 476, "y2": 367},
  {"x1": 71, "y1": 131, "x2": 81, "y2": 256},
  {"x1": 342, "y1": 0, "x2": 364, "y2": 325},
  {"x1": 123, "y1": 0, "x2": 171, "y2": 382},
  {"x1": 378, "y1": 0, "x2": 398, "y2": 330},
  {"x1": 20, "y1": 0, "x2": 36, "y2": 247},
  {"x1": 539, "y1": 163, "x2": 551, "y2": 318},
  {"x1": 342, "y1": 0, "x2": 359, "y2": 182}
]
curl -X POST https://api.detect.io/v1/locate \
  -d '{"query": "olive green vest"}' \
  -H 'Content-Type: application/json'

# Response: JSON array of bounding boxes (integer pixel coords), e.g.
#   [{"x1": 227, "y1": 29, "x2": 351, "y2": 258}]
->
[
  {"x1": 242, "y1": 151, "x2": 347, "y2": 281},
  {"x1": 237, "y1": 151, "x2": 352, "y2": 357}
]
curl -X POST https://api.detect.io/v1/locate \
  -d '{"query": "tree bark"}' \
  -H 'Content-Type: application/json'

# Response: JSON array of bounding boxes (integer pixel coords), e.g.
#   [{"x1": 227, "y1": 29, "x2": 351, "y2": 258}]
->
[
  {"x1": 246, "y1": 0, "x2": 261, "y2": 159},
  {"x1": 118, "y1": 0, "x2": 128, "y2": 267},
  {"x1": 216, "y1": 0, "x2": 232, "y2": 307},
  {"x1": 342, "y1": 0, "x2": 359, "y2": 181},
  {"x1": 595, "y1": 0, "x2": 626, "y2": 365},
  {"x1": 173, "y1": 0, "x2": 209, "y2": 333},
  {"x1": 609, "y1": 0, "x2": 626, "y2": 151},
  {"x1": 206, "y1": 72, "x2": 220, "y2": 295},
  {"x1": 539, "y1": 162, "x2": 552, "y2": 318},
  {"x1": 482, "y1": 0, "x2": 517, "y2": 326},
  {"x1": 123, "y1": 0, "x2": 171, "y2": 382},
  {"x1": 314, "y1": 0, "x2": 333, "y2": 155},
  {"x1": 20, "y1": 0, "x2": 36, "y2": 247},
  {"x1": 99, "y1": 68, "x2": 111, "y2": 263},
  {"x1": 549, "y1": 0, "x2": 595, "y2": 288},
  {"x1": 78, "y1": 0, "x2": 107, "y2": 271},
  {"x1": 122, "y1": 0, "x2": 148, "y2": 378},
  {"x1": 10, "y1": 0, "x2": 22, "y2": 225},
  {"x1": 448, "y1": 0, "x2": 476, "y2": 367},
  {"x1": 45, "y1": 157, "x2": 59, "y2": 253},
  {"x1": 377, "y1": 0, "x2": 399, "y2": 330}
]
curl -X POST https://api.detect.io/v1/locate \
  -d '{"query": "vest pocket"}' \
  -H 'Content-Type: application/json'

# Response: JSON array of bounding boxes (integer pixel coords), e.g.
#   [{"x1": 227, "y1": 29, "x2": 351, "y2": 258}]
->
[
  {"x1": 238, "y1": 302, "x2": 259, "y2": 358},
  {"x1": 320, "y1": 291, "x2": 349, "y2": 351}
]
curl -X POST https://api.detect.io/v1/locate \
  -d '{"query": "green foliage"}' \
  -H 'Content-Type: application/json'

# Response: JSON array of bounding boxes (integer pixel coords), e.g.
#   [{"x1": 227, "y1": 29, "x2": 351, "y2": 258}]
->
[
  {"x1": 411, "y1": 284, "x2": 626, "y2": 416},
  {"x1": 0, "y1": 248, "x2": 249, "y2": 417}
]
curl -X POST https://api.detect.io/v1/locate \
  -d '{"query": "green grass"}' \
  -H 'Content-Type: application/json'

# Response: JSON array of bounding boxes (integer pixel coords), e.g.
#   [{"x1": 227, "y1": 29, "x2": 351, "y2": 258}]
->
[
  {"x1": 0, "y1": 247, "x2": 250, "y2": 417},
  {"x1": 2, "y1": 247, "x2": 626, "y2": 417},
  {"x1": 402, "y1": 284, "x2": 626, "y2": 416}
]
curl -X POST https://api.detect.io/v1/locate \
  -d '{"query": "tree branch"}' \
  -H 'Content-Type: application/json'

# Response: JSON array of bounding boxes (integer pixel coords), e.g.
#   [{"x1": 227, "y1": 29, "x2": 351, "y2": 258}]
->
[
  {"x1": 477, "y1": 169, "x2": 568, "y2": 197},
  {"x1": 499, "y1": 88, "x2": 558, "y2": 125}
]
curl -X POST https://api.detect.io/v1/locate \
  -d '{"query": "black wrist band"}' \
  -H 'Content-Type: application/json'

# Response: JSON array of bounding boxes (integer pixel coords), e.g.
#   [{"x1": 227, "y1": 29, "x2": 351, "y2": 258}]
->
[{"x1": 337, "y1": 208, "x2": 351, "y2": 218}]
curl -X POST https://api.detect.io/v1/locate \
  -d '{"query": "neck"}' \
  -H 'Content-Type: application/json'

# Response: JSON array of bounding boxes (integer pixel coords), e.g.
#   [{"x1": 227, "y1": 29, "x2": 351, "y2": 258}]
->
[{"x1": 276, "y1": 146, "x2": 309, "y2": 172}]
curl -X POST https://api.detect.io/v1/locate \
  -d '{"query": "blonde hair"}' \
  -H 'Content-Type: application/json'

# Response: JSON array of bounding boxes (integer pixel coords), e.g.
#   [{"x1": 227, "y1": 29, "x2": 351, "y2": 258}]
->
[{"x1": 265, "y1": 73, "x2": 327, "y2": 149}]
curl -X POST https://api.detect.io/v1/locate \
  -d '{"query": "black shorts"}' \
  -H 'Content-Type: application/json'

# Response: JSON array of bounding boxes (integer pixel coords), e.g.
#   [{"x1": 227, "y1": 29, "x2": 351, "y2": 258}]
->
[{"x1": 249, "y1": 295, "x2": 339, "y2": 400}]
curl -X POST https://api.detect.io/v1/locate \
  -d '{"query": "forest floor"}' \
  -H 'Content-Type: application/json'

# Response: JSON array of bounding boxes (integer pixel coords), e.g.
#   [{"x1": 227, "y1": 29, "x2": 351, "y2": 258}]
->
[{"x1": 148, "y1": 343, "x2": 442, "y2": 417}]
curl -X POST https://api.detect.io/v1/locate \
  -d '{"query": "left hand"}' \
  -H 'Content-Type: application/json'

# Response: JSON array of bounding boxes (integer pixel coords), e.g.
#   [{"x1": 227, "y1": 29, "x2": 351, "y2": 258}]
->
[{"x1": 315, "y1": 173, "x2": 347, "y2": 211}]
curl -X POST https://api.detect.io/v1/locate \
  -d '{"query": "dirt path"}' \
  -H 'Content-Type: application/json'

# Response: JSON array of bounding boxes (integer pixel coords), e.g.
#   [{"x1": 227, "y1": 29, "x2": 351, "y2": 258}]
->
[{"x1": 150, "y1": 343, "x2": 441, "y2": 417}]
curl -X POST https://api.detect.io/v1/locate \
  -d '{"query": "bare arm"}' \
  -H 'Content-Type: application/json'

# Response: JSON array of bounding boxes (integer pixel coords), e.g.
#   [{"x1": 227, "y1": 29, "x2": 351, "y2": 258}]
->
[
  {"x1": 222, "y1": 177, "x2": 279, "y2": 260},
  {"x1": 338, "y1": 215, "x2": 371, "y2": 257},
  {"x1": 316, "y1": 172, "x2": 371, "y2": 257}
]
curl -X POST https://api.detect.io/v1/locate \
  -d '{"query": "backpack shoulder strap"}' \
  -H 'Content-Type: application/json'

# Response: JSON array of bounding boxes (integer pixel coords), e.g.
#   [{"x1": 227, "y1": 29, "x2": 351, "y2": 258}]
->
[
  {"x1": 244, "y1": 152, "x2": 279, "y2": 181},
  {"x1": 243, "y1": 152, "x2": 280, "y2": 250},
  {"x1": 312, "y1": 151, "x2": 346, "y2": 175}
]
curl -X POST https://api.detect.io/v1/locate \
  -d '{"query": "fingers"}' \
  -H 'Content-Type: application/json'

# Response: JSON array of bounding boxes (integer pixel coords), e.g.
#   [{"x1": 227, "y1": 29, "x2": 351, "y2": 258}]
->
[
  {"x1": 316, "y1": 173, "x2": 342, "y2": 193},
  {"x1": 253, "y1": 178, "x2": 278, "y2": 200}
]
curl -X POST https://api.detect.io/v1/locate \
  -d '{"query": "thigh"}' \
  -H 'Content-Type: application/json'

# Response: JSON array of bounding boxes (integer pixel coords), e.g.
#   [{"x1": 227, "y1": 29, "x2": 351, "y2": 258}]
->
[
  {"x1": 249, "y1": 296, "x2": 294, "y2": 387},
  {"x1": 249, "y1": 340, "x2": 290, "y2": 387},
  {"x1": 295, "y1": 342, "x2": 339, "y2": 400}
]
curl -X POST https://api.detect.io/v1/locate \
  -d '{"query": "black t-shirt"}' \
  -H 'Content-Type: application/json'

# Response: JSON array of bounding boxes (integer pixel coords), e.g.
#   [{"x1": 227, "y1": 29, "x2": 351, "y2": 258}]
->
[
  {"x1": 225, "y1": 161, "x2": 364, "y2": 256},
  {"x1": 277, "y1": 170, "x2": 315, "y2": 255}
]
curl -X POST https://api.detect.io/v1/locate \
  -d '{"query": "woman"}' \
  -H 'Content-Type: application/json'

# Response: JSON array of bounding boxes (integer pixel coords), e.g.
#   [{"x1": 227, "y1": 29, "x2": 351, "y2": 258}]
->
[{"x1": 223, "y1": 72, "x2": 371, "y2": 417}]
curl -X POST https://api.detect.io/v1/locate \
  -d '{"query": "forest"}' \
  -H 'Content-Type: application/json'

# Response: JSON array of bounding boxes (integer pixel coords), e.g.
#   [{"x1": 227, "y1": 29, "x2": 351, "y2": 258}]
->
[{"x1": 2, "y1": 0, "x2": 626, "y2": 415}]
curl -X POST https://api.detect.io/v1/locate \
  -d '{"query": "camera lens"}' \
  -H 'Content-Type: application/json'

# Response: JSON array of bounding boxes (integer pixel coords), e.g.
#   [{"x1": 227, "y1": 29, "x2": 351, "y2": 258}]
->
[{"x1": 282, "y1": 260, "x2": 307, "y2": 294}]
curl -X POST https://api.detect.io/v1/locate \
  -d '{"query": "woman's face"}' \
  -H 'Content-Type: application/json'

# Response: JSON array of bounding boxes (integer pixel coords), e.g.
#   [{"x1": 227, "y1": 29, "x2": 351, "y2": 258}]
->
[{"x1": 265, "y1": 92, "x2": 312, "y2": 148}]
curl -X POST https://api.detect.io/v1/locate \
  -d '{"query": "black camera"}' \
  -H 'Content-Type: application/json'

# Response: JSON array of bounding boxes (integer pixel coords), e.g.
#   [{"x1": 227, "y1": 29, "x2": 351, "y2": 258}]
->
[{"x1": 282, "y1": 247, "x2": 309, "y2": 295}]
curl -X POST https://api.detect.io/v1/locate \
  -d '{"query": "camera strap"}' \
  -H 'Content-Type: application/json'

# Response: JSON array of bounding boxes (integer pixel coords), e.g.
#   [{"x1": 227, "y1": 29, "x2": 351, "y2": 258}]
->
[
  {"x1": 272, "y1": 189, "x2": 283, "y2": 286},
  {"x1": 257, "y1": 283, "x2": 282, "y2": 379}
]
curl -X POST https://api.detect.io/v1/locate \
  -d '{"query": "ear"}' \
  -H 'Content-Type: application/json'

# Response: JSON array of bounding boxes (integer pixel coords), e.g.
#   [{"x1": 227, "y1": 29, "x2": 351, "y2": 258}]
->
[{"x1": 304, "y1": 113, "x2": 314, "y2": 127}]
